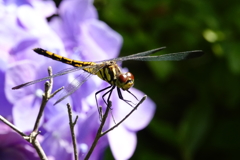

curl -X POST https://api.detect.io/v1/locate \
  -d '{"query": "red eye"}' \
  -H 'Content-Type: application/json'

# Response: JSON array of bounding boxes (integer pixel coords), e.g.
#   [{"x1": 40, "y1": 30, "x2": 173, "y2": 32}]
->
[
  {"x1": 126, "y1": 72, "x2": 134, "y2": 81},
  {"x1": 118, "y1": 72, "x2": 134, "y2": 83},
  {"x1": 118, "y1": 74, "x2": 128, "y2": 83}
]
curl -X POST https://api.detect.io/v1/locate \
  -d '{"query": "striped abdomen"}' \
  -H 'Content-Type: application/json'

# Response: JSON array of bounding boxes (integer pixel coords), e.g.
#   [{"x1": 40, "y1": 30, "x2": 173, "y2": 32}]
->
[{"x1": 33, "y1": 48, "x2": 97, "y2": 74}]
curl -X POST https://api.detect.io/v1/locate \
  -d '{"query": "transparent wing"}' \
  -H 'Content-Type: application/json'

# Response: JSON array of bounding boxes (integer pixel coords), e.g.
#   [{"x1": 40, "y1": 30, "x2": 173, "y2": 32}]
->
[
  {"x1": 53, "y1": 71, "x2": 93, "y2": 105},
  {"x1": 114, "y1": 50, "x2": 204, "y2": 62},
  {"x1": 97, "y1": 47, "x2": 166, "y2": 63},
  {"x1": 53, "y1": 64, "x2": 105, "y2": 105},
  {"x1": 116, "y1": 47, "x2": 166, "y2": 59},
  {"x1": 12, "y1": 64, "x2": 102, "y2": 90}
]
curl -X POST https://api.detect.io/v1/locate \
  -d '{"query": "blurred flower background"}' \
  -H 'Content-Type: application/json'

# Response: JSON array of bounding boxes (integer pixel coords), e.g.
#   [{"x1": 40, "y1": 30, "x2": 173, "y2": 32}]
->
[
  {"x1": 1, "y1": 0, "x2": 240, "y2": 160},
  {"x1": 0, "y1": 0, "x2": 155, "y2": 159}
]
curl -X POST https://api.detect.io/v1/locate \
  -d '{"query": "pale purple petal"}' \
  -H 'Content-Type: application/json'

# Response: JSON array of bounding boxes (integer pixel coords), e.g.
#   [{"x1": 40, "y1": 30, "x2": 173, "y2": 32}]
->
[
  {"x1": 122, "y1": 88, "x2": 156, "y2": 131},
  {"x1": 49, "y1": 0, "x2": 97, "y2": 52},
  {"x1": 17, "y1": 5, "x2": 51, "y2": 33},
  {"x1": 31, "y1": 0, "x2": 57, "y2": 18},
  {"x1": 110, "y1": 88, "x2": 155, "y2": 131},
  {"x1": 59, "y1": 0, "x2": 97, "y2": 24},
  {"x1": 77, "y1": 111, "x2": 109, "y2": 159},
  {"x1": 12, "y1": 95, "x2": 41, "y2": 132},
  {"x1": 77, "y1": 111, "x2": 99, "y2": 147},
  {"x1": 78, "y1": 20, "x2": 122, "y2": 61},
  {"x1": 3, "y1": 0, "x2": 29, "y2": 6},
  {"x1": 5, "y1": 60, "x2": 37, "y2": 103},
  {"x1": 41, "y1": 132, "x2": 72, "y2": 160},
  {"x1": 0, "y1": 10, "x2": 30, "y2": 54},
  {"x1": 50, "y1": 0, "x2": 122, "y2": 60},
  {"x1": 9, "y1": 39, "x2": 38, "y2": 60},
  {"x1": 108, "y1": 121, "x2": 137, "y2": 160},
  {"x1": 44, "y1": 97, "x2": 73, "y2": 120},
  {"x1": 17, "y1": 5, "x2": 64, "y2": 49},
  {"x1": 0, "y1": 60, "x2": 12, "y2": 117}
]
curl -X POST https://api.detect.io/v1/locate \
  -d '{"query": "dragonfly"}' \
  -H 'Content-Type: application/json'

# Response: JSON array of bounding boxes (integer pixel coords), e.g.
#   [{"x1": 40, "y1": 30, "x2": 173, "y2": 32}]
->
[{"x1": 12, "y1": 47, "x2": 203, "y2": 111}]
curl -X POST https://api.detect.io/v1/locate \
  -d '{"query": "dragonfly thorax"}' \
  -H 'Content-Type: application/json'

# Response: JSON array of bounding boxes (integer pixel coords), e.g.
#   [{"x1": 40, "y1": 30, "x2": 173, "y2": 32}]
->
[
  {"x1": 116, "y1": 72, "x2": 134, "y2": 90},
  {"x1": 95, "y1": 61, "x2": 134, "y2": 90}
]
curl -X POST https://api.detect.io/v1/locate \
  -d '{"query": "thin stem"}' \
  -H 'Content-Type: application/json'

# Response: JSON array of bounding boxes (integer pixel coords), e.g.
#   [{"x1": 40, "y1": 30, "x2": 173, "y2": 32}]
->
[
  {"x1": 32, "y1": 67, "x2": 63, "y2": 132},
  {"x1": 49, "y1": 86, "x2": 64, "y2": 99},
  {"x1": 67, "y1": 103, "x2": 79, "y2": 160},
  {"x1": 84, "y1": 101, "x2": 112, "y2": 160},
  {"x1": 33, "y1": 67, "x2": 53, "y2": 132},
  {"x1": 31, "y1": 133, "x2": 48, "y2": 160},
  {"x1": 33, "y1": 82, "x2": 50, "y2": 132}
]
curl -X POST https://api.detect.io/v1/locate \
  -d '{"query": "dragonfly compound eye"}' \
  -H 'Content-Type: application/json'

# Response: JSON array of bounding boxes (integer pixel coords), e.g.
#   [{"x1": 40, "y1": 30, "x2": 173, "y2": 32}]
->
[{"x1": 117, "y1": 72, "x2": 134, "y2": 90}]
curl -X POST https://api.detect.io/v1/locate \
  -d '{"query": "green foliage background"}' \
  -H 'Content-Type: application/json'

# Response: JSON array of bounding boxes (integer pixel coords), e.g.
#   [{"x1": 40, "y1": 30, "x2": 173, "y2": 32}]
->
[{"x1": 93, "y1": 0, "x2": 240, "y2": 159}]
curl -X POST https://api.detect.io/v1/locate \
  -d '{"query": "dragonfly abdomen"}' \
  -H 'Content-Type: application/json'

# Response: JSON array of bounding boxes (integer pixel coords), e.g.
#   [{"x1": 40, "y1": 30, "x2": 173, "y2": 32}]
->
[{"x1": 33, "y1": 48, "x2": 96, "y2": 72}]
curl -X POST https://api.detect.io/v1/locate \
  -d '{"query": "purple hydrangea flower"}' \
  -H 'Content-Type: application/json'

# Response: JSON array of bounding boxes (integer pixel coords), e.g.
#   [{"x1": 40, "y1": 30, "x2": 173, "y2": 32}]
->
[
  {"x1": 2, "y1": 0, "x2": 66, "y2": 131},
  {"x1": 1, "y1": 0, "x2": 156, "y2": 159},
  {"x1": 0, "y1": 122, "x2": 39, "y2": 160}
]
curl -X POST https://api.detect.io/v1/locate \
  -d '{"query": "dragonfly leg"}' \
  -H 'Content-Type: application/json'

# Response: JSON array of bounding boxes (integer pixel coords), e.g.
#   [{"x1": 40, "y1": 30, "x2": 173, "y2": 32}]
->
[
  {"x1": 102, "y1": 85, "x2": 116, "y2": 124},
  {"x1": 117, "y1": 87, "x2": 136, "y2": 107},
  {"x1": 127, "y1": 90, "x2": 138, "y2": 101},
  {"x1": 102, "y1": 85, "x2": 116, "y2": 106},
  {"x1": 95, "y1": 85, "x2": 112, "y2": 118}
]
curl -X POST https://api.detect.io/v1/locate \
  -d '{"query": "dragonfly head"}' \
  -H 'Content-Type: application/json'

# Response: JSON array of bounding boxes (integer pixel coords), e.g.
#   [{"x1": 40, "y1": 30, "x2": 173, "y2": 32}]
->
[{"x1": 117, "y1": 72, "x2": 134, "y2": 90}]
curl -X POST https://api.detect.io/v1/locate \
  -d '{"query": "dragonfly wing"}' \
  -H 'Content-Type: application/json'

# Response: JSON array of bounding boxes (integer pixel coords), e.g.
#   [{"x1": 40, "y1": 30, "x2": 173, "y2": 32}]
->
[
  {"x1": 54, "y1": 64, "x2": 105, "y2": 105},
  {"x1": 117, "y1": 47, "x2": 166, "y2": 58},
  {"x1": 98, "y1": 47, "x2": 166, "y2": 62},
  {"x1": 118, "y1": 50, "x2": 204, "y2": 62},
  {"x1": 12, "y1": 65, "x2": 100, "y2": 89},
  {"x1": 53, "y1": 71, "x2": 93, "y2": 105}
]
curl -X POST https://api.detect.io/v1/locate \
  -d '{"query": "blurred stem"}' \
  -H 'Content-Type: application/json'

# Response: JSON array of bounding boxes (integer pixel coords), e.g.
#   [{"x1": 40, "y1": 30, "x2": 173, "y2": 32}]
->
[{"x1": 67, "y1": 103, "x2": 79, "y2": 160}]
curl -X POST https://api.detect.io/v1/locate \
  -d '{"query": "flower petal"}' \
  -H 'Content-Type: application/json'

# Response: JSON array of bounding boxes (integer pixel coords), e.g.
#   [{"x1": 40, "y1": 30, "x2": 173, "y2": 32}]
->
[
  {"x1": 41, "y1": 132, "x2": 72, "y2": 160},
  {"x1": 79, "y1": 20, "x2": 122, "y2": 61},
  {"x1": 112, "y1": 88, "x2": 156, "y2": 131},
  {"x1": 108, "y1": 120, "x2": 137, "y2": 160},
  {"x1": 12, "y1": 95, "x2": 41, "y2": 132},
  {"x1": 5, "y1": 60, "x2": 37, "y2": 103}
]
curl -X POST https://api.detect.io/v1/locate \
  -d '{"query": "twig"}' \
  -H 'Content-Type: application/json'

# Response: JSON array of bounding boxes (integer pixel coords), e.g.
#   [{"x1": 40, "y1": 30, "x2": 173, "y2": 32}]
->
[
  {"x1": 84, "y1": 101, "x2": 112, "y2": 160},
  {"x1": 32, "y1": 81, "x2": 50, "y2": 132},
  {"x1": 30, "y1": 67, "x2": 63, "y2": 159},
  {"x1": 31, "y1": 135, "x2": 47, "y2": 160},
  {"x1": 84, "y1": 95, "x2": 147, "y2": 160},
  {"x1": 33, "y1": 67, "x2": 63, "y2": 132},
  {"x1": 67, "y1": 103, "x2": 79, "y2": 160}
]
